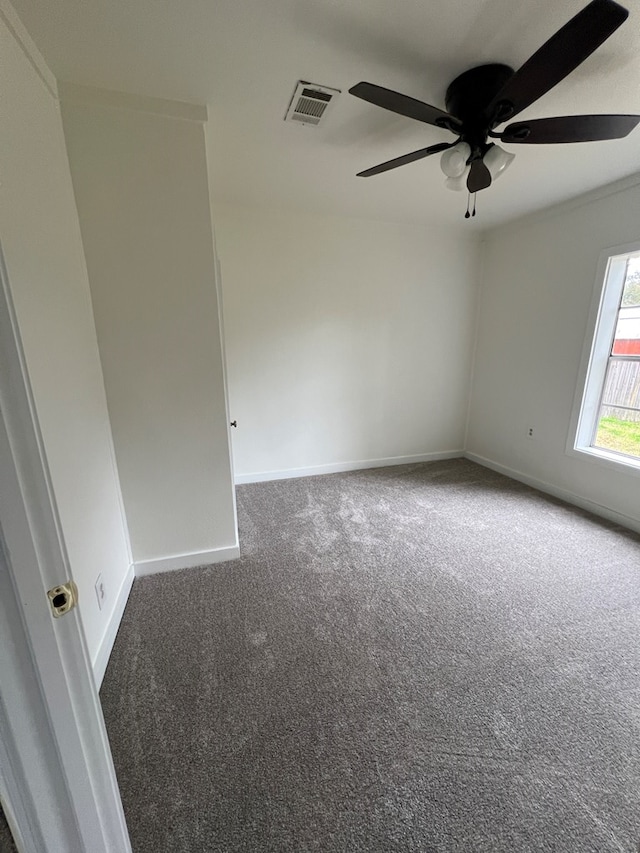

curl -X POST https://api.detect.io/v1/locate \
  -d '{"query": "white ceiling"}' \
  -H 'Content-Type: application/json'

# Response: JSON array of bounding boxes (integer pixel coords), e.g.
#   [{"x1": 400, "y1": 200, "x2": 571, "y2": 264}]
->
[{"x1": 11, "y1": 0, "x2": 640, "y2": 230}]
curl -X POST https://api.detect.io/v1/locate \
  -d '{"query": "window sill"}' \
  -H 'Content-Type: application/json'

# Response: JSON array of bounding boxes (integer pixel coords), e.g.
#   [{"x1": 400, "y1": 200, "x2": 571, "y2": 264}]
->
[{"x1": 569, "y1": 444, "x2": 640, "y2": 477}]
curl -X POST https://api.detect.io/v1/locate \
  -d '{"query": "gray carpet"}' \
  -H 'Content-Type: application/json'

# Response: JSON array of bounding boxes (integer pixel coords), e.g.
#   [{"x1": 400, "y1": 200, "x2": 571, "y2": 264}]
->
[
  {"x1": 0, "y1": 805, "x2": 17, "y2": 853},
  {"x1": 101, "y1": 459, "x2": 640, "y2": 852}
]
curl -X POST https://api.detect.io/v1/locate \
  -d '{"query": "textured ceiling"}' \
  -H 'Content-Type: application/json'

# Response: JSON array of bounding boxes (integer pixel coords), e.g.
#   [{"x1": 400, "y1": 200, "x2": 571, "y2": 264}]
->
[{"x1": 11, "y1": 0, "x2": 640, "y2": 229}]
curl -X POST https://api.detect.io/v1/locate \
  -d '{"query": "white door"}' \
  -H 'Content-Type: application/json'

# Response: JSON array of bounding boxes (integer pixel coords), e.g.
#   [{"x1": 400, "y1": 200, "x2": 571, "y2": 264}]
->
[
  {"x1": 215, "y1": 256, "x2": 239, "y2": 514},
  {"x1": 0, "y1": 254, "x2": 132, "y2": 852}
]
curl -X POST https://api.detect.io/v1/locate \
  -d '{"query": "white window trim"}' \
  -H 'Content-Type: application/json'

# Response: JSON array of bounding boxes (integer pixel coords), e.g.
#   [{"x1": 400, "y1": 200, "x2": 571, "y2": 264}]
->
[{"x1": 567, "y1": 240, "x2": 640, "y2": 478}]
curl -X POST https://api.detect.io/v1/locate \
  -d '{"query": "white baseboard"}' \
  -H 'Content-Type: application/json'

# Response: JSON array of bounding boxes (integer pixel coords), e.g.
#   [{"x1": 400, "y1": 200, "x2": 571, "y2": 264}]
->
[
  {"x1": 235, "y1": 450, "x2": 464, "y2": 485},
  {"x1": 134, "y1": 543, "x2": 240, "y2": 577},
  {"x1": 92, "y1": 563, "x2": 134, "y2": 689},
  {"x1": 464, "y1": 451, "x2": 640, "y2": 535}
]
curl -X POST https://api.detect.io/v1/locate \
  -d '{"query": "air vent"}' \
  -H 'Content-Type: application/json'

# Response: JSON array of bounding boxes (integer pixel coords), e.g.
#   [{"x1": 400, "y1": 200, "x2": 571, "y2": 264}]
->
[{"x1": 285, "y1": 81, "x2": 340, "y2": 127}]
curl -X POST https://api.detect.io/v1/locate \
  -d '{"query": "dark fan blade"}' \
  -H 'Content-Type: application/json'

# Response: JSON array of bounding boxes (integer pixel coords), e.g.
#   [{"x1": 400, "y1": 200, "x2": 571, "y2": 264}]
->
[
  {"x1": 500, "y1": 114, "x2": 640, "y2": 144},
  {"x1": 486, "y1": 0, "x2": 629, "y2": 124},
  {"x1": 467, "y1": 159, "x2": 492, "y2": 193},
  {"x1": 357, "y1": 141, "x2": 457, "y2": 177},
  {"x1": 350, "y1": 82, "x2": 462, "y2": 133}
]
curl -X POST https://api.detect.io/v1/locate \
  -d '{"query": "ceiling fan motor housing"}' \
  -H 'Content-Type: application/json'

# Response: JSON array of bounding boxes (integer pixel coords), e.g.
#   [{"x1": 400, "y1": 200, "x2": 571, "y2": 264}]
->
[{"x1": 444, "y1": 63, "x2": 515, "y2": 136}]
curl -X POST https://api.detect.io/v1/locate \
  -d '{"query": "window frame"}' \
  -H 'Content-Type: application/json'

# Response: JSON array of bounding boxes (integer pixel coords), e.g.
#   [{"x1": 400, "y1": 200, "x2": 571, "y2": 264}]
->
[{"x1": 567, "y1": 241, "x2": 640, "y2": 477}]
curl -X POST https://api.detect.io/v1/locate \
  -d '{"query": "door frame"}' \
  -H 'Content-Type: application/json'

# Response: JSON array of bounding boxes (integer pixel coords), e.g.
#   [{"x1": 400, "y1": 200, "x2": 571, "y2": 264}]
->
[{"x1": 0, "y1": 246, "x2": 132, "y2": 852}]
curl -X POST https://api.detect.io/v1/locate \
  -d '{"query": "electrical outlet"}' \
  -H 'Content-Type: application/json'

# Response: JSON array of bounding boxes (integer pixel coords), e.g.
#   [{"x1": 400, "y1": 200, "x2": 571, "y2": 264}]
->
[
  {"x1": 95, "y1": 574, "x2": 106, "y2": 610},
  {"x1": 526, "y1": 426, "x2": 534, "y2": 440}
]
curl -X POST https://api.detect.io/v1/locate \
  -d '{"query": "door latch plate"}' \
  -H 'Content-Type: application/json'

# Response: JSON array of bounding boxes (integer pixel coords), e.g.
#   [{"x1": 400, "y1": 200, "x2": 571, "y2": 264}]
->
[{"x1": 47, "y1": 581, "x2": 79, "y2": 618}]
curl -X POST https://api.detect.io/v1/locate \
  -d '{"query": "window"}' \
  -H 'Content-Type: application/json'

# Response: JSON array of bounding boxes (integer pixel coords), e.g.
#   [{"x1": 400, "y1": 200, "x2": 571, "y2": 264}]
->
[{"x1": 573, "y1": 247, "x2": 640, "y2": 471}]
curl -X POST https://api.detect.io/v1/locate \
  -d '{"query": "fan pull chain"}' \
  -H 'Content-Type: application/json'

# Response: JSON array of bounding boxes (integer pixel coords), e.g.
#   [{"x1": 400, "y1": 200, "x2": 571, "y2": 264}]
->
[
  {"x1": 472, "y1": 193, "x2": 477, "y2": 217},
  {"x1": 465, "y1": 192, "x2": 471, "y2": 219}
]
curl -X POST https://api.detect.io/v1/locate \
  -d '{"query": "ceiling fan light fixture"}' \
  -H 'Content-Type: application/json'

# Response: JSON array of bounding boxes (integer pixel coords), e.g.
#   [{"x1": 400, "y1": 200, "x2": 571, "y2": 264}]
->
[
  {"x1": 484, "y1": 144, "x2": 515, "y2": 181},
  {"x1": 440, "y1": 142, "x2": 471, "y2": 178},
  {"x1": 445, "y1": 166, "x2": 470, "y2": 191}
]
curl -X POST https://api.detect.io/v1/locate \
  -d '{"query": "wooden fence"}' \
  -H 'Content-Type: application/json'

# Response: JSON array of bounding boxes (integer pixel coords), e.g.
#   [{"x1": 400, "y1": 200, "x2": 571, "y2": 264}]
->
[{"x1": 601, "y1": 358, "x2": 640, "y2": 423}]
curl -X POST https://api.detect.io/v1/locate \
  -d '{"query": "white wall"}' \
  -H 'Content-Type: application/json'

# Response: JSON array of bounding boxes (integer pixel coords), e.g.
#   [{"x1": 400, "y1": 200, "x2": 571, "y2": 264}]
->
[
  {"x1": 61, "y1": 91, "x2": 238, "y2": 572},
  {"x1": 0, "y1": 6, "x2": 132, "y2": 670},
  {"x1": 214, "y1": 203, "x2": 481, "y2": 480},
  {"x1": 467, "y1": 180, "x2": 640, "y2": 529}
]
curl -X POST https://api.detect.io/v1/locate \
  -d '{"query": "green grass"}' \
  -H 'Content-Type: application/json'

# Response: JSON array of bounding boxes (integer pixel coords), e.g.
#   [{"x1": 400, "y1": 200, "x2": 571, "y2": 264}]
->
[{"x1": 595, "y1": 415, "x2": 640, "y2": 458}]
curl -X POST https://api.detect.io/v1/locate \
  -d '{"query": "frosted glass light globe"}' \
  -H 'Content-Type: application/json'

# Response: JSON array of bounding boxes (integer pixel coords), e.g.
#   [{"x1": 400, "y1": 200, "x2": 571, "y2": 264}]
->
[
  {"x1": 484, "y1": 144, "x2": 515, "y2": 180},
  {"x1": 445, "y1": 166, "x2": 470, "y2": 191},
  {"x1": 440, "y1": 142, "x2": 471, "y2": 178}
]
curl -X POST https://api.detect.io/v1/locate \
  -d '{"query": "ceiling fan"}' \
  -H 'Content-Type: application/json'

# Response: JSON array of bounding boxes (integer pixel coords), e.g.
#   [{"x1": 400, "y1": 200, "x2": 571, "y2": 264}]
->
[{"x1": 349, "y1": 0, "x2": 640, "y2": 213}]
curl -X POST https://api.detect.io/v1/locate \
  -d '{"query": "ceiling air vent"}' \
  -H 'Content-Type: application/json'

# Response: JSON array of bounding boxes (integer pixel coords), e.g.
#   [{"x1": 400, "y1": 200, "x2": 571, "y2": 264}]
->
[{"x1": 285, "y1": 81, "x2": 340, "y2": 126}]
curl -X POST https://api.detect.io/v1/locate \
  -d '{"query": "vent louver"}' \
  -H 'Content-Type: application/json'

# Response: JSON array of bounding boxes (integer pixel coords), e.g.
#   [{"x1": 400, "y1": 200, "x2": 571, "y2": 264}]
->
[{"x1": 285, "y1": 81, "x2": 340, "y2": 127}]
